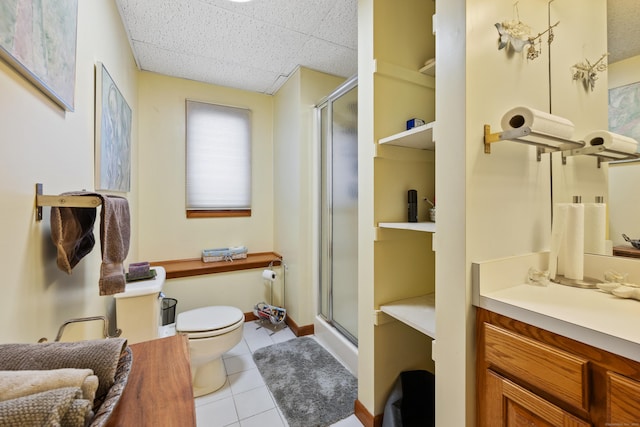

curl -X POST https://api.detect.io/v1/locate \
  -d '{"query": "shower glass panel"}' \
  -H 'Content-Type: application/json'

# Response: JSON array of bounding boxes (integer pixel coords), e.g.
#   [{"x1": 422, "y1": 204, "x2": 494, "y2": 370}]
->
[{"x1": 319, "y1": 77, "x2": 358, "y2": 345}]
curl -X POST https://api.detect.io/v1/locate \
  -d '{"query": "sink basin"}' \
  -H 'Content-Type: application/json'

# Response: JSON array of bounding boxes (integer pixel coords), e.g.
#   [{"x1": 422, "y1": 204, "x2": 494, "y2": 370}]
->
[{"x1": 113, "y1": 267, "x2": 166, "y2": 299}]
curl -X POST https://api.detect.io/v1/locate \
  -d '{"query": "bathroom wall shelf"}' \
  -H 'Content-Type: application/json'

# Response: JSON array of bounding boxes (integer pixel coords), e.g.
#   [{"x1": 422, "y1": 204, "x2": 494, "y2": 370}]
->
[
  {"x1": 35, "y1": 183, "x2": 102, "y2": 221},
  {"x1": 483, "y1": 124, "x2": 584, "y2": 160},
  {"x1": 379, "y1": 121, "x2": 435, "y2": 150},
  {"x1": 379, "y1": 293, "x2": 436, "y2": 338},
  {"x1": 419, "y1": 59, "x2": 435, "y2": 76},
  {"x1": 378, "y1": 222, "x2": 436, "y2": 233},
  {"x1": 151, "y1": 252, "x2": 282, "y2": 279}
]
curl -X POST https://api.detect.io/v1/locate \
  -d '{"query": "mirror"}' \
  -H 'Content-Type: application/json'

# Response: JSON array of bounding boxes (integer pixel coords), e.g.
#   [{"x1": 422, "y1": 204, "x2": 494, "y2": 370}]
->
[
  {"x1": 553, "y1": 1, "x2": 640, "y2": 258},
  {"x1": 603, "y1": 0, "x2": 640, "y2": 256}
]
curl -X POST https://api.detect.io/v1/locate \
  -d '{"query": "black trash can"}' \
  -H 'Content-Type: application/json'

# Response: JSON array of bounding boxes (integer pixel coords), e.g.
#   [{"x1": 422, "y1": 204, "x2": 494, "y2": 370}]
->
[
  {"x1": 382, "y1": 370, "x2": 435, "y2": 427},
  {"x1": 161, "y1": 298, "x2": 177, "y2": 326}
]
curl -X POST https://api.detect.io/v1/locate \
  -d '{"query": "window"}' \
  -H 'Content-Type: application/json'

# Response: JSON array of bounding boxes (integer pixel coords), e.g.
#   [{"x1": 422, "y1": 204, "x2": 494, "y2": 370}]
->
[{"x1": 185, "y1": 100, "x2": 251, "y2": 217}]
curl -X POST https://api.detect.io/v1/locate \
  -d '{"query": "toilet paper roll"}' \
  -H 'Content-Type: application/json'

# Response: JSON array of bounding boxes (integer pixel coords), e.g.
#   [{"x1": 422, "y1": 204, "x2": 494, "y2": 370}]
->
[
  {"x1": 501, "y1": 106, "x2": 575, "y2": 139},
  {"x1": 584, "y1": 203, "x2": 607, "y2": 255},
  {"x1": 262, "y1": 269, "x2": 276, "y2": 281},
  {"x1": 561, "y1": 203, "x2": 584, "y2": 281},
  {"x1": 583, "y1": 130, "x2": 639, "y2": 154}
]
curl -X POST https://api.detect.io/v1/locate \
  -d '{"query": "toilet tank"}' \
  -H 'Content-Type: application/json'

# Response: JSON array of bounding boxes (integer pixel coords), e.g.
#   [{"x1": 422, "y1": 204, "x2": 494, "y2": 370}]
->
[{"x1": 114, "y1": 266, "x2": 166, "y2": 344}]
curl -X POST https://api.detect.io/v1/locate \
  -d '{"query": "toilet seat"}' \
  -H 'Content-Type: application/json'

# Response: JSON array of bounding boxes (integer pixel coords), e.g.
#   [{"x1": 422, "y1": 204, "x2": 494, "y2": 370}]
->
[{"x1": 176, "y1": 306, "x2": 244, "y2": 339}]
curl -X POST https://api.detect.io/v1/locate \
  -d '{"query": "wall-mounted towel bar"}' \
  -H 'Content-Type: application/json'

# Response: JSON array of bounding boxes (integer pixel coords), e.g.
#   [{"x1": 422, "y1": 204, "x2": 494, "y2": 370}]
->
[{"x1": 35, "y1": 183, "x2": 102, "y2": 221}]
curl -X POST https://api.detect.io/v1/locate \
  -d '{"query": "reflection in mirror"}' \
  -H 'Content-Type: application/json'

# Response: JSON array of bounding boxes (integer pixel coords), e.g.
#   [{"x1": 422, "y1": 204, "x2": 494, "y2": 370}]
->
[{"x1": 604, "y1": 0, "x2": 640, "y2": 257}]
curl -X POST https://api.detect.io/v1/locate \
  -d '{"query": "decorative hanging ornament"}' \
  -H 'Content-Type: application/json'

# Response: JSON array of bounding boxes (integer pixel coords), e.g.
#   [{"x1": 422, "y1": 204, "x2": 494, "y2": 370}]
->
[
  {"x1": 495, "y1": 1, "x2": 559, "y2": 60},
  {"x1": 571, "y1": 53, "x2": 609, "y2": 91}
]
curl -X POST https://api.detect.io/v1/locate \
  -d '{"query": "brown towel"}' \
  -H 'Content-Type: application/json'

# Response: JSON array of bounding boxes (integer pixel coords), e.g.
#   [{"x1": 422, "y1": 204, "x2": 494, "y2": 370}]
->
[
  {"x1": 0, "y1": 338, "x2": 127, "y2": 401},
  {"x1": 50, "y1": 192, "x2": 130, "y2": 295},
  {"x1": 51, "y1": 204, "x2": 97, "y2": 274},
  {"x1": 97, "y1": 194, "x2": 130, "y2": 296}
]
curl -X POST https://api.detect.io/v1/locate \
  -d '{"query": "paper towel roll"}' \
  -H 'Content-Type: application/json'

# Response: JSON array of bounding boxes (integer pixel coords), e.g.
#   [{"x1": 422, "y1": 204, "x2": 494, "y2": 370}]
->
[
  {"x1": 262, "y1": 269, "x2": 276, "y2": 281},
  {"x1": 584, "y1": 203, "x2": 607, "y2": 255},
  {"x1": 501, "y1": 106, "x2": 575, "y2": 139},
  {"x1": 561, "y1": 203, "x2": 584, "y2": 280},
  {"x1": 549, "y1": 203, "x2": 568, "y2": 279},
  {"x1": 583, "y1": 130, "x2": 639, "y2": 154}
]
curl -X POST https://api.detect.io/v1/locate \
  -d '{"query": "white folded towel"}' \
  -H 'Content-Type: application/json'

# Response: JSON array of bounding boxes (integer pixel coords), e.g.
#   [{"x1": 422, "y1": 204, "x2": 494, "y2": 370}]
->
[{"x1": 0, "y1": 368, "x2": 98, "y2": 403}]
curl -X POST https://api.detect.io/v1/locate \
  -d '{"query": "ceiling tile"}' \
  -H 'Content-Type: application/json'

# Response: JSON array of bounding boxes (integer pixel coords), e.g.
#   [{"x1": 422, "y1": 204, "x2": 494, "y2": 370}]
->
[{"x1": 116, "y1": 0, "x2": 358, "y2": 94}]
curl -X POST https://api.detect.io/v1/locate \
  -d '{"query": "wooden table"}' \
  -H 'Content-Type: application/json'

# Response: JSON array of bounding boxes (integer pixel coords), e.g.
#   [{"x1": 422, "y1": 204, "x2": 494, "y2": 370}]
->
[{"x1": 105, "y1": 334, "x2": 196, "y2": 426}]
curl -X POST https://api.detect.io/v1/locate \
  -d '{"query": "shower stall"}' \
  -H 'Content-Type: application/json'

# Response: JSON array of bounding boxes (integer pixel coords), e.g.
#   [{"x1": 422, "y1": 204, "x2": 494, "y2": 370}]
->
[{"x1": 315, "y1": 76, "x2": 358, "y2": 370}]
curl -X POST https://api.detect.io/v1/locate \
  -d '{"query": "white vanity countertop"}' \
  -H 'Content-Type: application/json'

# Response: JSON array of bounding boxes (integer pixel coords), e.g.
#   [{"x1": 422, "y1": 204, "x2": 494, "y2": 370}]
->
[{"x1": 473, "y1": 252, "x2": 640, "y2": 363}]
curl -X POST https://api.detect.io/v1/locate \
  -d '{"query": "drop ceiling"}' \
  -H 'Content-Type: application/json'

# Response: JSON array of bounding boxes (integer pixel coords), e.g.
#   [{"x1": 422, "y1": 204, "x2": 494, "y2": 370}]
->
[
  {"x1": 116, "y1": 0, "x2": 637, "y2": 95},
  {"x1": 115, "y1": 0, "x2": 357, "y2": 95}
]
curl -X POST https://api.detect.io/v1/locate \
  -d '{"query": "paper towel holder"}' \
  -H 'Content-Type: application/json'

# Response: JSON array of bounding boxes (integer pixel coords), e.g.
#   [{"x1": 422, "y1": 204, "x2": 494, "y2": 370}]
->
[
  {"x1": 483, "y1": 124, "x2": 583, "y2": 160},
  {"x1": 552, "y1": 274, "x2": 599, "y2": 289},
  {"x1": 483, "y1": 124, "x2": 640, "y2": 167}
]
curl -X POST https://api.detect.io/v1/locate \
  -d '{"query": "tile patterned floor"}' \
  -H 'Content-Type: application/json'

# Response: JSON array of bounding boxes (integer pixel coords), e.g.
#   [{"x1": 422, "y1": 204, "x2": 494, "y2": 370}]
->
[{"x1": 194, "y1": 320, "x2": 364, "y2": 427}]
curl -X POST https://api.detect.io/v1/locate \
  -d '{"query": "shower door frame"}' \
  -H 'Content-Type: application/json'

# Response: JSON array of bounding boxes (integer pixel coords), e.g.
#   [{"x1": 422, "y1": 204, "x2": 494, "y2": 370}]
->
[{"x1": 316, "y1": 75, "x2": 358, "y2": 346}]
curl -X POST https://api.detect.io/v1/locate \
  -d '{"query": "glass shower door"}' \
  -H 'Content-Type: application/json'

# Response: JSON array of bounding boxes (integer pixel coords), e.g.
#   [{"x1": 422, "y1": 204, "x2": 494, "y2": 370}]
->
[{"x1": 319, "y1": 78, "x2": 358, "y2": 344}]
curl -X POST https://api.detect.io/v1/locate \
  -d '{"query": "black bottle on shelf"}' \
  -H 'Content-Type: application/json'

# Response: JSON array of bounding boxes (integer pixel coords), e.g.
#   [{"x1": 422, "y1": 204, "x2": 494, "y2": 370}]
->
[{"x1": 408, "y1": 189, "x2": 418, "y2": 223}]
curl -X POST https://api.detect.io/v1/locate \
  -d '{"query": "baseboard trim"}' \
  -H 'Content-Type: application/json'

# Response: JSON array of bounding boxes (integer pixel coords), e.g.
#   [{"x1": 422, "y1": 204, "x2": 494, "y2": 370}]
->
[
  {"x1": 285, "y1": 316, "x2": 314, "y2": 337},
  {"x1": 244, "y1": 312, "x2": 313, "y2": 337},
  {"x1": 354, "y1": 400, "x2": 383, "y2": 427}
]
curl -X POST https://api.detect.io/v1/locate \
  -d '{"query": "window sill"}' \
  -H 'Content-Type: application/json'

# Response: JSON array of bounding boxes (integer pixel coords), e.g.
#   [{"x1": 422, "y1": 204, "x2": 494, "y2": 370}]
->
[{"x1": 151, "y1": 252, "x2": 282, "y2": 279}]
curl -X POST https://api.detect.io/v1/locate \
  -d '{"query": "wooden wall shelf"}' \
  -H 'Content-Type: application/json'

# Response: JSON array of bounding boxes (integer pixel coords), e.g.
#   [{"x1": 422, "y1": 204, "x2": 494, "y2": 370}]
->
[{"x1": 151, "y1": 252, "x2": 282, "y2": 279}]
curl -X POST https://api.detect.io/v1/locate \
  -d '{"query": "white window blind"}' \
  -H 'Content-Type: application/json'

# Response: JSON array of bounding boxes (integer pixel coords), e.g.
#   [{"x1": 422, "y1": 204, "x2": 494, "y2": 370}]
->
[{"x1": 186, "y1": 100, "x2": 251, "y2": 211}]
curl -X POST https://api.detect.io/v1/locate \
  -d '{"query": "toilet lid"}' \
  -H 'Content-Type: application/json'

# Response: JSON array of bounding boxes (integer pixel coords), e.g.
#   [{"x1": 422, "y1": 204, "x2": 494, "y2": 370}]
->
[{"x1": 176, "y1": 306, "x2": 244, "y2": 332}]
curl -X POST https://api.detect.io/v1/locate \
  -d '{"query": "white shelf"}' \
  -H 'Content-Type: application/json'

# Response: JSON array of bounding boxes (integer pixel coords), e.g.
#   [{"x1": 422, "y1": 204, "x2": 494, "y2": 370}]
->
[
  {"x1": 380, "y1": 293, "x2": 436, "y2": 338},
  {"x1": 378, "y1": 222, "x2": 436, "y2": 233},
  {"x1": 419, "y1": 59, "x2": 435, "y2": 76},
  {"x1": 379, "y1": 122, "x2": 435, "y2": 150}
]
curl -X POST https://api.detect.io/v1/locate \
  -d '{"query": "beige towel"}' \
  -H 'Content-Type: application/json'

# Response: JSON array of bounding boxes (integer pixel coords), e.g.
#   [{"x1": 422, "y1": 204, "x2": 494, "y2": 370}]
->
[
  {"x1": 0, "y1": 386, "x2": 91, "y2": 427},
  {"x1": 0, "y1": 338, "x2": 127, "y2": 401},
  {"x1": 0, "y1": 369, "x2": 99, "y2": 403}
]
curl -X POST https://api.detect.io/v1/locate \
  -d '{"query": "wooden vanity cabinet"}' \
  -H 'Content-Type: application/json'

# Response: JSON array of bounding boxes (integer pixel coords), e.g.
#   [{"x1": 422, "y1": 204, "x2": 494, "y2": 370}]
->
[{"x1": 477, "y1": 308, "x2": 640, "y2": 426}]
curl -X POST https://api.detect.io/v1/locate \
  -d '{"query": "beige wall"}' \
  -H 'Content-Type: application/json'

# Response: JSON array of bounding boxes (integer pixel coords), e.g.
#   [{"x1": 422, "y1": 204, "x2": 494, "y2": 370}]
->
[
  {"x1": 273, "y1": 67, "x2": 345, "y2": 326},
  {"x1": 136, "y1": 71, "x2": 278, "y2": 315},
  {"x1": 0, "y1": 1, "x2": 138, "y2": 342}
]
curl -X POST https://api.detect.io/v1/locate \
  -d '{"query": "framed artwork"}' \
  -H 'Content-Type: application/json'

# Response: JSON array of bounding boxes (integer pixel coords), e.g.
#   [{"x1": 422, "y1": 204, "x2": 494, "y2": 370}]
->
[
  {"x1": 0, "y1": 0, "x2": 78, "y2": 111},
  {"x1": 609, "y1": 81, "x2": 640, "y2": 150},
  {"x1": 95, "y1": 62, "x2": 131, "y2": 192}
]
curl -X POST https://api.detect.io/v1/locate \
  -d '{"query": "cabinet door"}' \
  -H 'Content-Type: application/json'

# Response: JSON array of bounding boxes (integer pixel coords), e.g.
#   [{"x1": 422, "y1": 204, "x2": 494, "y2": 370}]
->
[
  {"x1": 607, "y1": 371, "x2": 640, "y2": 424},
  {"x1": 484, "y1": 371, "x2": 591, "y2": 427}
]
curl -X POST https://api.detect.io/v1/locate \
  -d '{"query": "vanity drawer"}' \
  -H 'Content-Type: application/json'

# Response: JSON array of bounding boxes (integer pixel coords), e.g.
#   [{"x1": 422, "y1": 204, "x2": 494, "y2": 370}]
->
[
  {"x1": 483, "y1": 323, "x2": 589, "y2": 412},
  {"x1": 607, "y1": 371, "x2": 640, "y2": 424}
]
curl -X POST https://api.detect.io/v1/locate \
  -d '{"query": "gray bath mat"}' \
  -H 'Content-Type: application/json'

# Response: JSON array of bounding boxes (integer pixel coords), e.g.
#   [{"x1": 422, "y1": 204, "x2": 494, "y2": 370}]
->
[{"x1": 252, "y1": 337, "x2": 357, "y2": 427}]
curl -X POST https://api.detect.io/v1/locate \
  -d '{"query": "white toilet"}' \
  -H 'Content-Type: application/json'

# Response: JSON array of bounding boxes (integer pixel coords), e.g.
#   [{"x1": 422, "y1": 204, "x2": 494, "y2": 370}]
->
[{"x1": 176, "y1": 305, "x2": 245, "y2": 397}]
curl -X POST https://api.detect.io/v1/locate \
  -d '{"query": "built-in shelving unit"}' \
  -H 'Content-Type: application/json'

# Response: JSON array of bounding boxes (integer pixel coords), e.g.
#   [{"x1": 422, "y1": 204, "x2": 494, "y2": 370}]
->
[
  {"x1": 379, "y1": 121, "x2": 435, "y2": 150},
  {"x1": 378, "y1": 222, "x2": 436, "y2": 233},
  {"x1": 380, "y1": 293, "x2": 436, "y2": 338}
]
